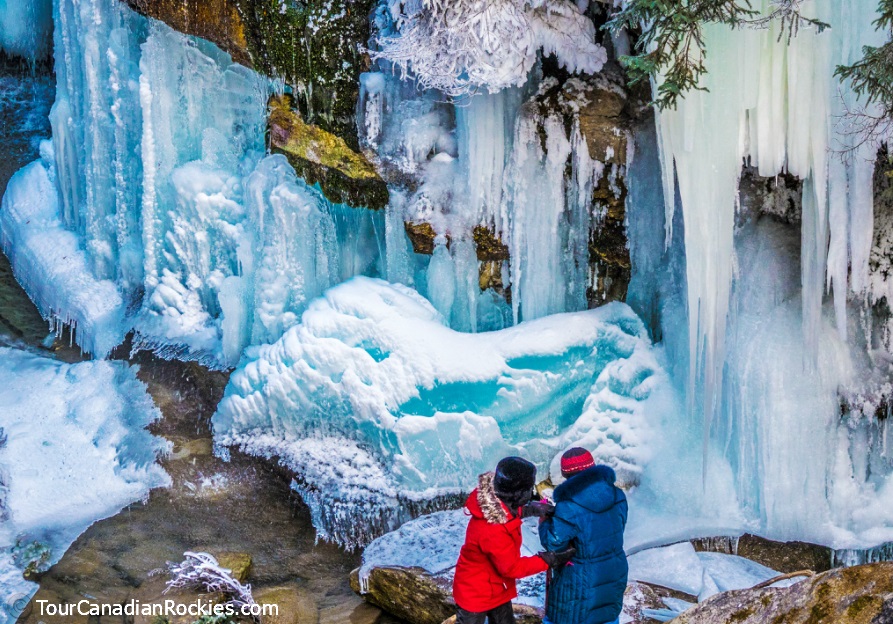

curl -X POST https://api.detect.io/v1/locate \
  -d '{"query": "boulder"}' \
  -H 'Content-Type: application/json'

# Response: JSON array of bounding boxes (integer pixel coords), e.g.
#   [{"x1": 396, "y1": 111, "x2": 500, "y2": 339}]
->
[
  {"x1": 212, "y1": 551, "x2": 252, "y2": 583},
  {"x1": 269, "y1": 95, "x2": 389, "y2": 210},
  {"x1": 350, "y1": 566, "x2": 455, "y2": 624},
  {"x1": 671, "y1": 562, "x2": 893, "y2": 624},
  {"x1": 350, "y1": 566, "x2": 668, "y2": 624},
  {"x1": 735, "y1": 534, "x2": 833, "y2": 574},
  {"x1": 254, "y1": 584, "x2": 319, "y2": 624}
]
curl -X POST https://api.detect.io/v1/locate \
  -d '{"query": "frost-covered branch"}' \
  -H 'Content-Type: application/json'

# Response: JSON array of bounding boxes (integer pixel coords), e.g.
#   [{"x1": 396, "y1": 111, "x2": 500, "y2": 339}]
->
[
  {"x1": 371, "y1": 0, "x2": 607, "y2": 97},
  {"x1": 745, "y1": 0, "x2": 829, "y2": 43},
  {"x1": 165, "y1": 552, "x2": 257, "y2": 619}
]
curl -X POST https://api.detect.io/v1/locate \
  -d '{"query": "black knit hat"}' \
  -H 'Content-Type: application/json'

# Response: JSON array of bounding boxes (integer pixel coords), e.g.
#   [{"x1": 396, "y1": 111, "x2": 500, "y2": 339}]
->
[{"x1": 493, "y1": 456, "x2": 536, "y2": 509}]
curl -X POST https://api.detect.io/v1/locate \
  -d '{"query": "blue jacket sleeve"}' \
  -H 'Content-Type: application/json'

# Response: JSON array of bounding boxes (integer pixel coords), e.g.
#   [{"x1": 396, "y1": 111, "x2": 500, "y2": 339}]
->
[{"x1": 539, "y1": 501, "x2": 578, "y2": 551}]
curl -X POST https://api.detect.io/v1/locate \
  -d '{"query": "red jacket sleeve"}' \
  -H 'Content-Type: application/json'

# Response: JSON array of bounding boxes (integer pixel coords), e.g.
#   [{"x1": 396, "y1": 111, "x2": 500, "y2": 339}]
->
[{"x1": 480, "y1": 525, "x2": 549, "y2": 579}]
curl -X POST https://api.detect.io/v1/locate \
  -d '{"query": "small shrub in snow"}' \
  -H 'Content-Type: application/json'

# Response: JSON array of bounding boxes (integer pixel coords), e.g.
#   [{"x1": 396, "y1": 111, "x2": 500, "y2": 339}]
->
[
  {"x1": 165, "y1": 552, "x2": 257, "y2": 618},
  {"x1": 372, "y1": 0, "x2": 607, "y2": 97}
]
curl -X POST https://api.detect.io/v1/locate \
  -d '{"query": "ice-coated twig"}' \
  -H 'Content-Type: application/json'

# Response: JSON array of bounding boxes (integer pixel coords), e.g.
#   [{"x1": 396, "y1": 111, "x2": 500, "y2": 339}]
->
[
  {"x1": 165, "y1": 551, "x2": 258, "y2": 620},
  {"x1": 745, "y1": 0, "x2": 830, "y2": 42}
]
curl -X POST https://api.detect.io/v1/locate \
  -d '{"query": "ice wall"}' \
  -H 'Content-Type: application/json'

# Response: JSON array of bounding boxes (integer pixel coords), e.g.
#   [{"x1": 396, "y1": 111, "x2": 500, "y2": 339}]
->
[
  {"x1": 2, "y1": 0, "x2": 384, "y2": 363},
  {"x1": 213, "y1": 277, "x2": 673, "y2": 546},
  {"x1": 0, "y1": 348, "x2": 168, "y2": 615},
  {"x1": 656, "y1": 0, "x2": 886, "y2": 440}
]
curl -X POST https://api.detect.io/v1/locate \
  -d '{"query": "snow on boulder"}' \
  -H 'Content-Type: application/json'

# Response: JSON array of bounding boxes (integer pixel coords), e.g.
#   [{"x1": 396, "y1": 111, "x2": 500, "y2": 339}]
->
[
  {"x1": 0, "y1": 348, "x2": 169, "y2": 615},
  {"x1": 213, "y1": 277, "x2": 674, "y2": 546}
]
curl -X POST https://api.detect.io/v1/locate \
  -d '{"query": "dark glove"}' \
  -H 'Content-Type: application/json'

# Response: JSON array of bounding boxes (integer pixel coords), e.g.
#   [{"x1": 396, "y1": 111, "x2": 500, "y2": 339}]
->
[
  {"x1": 521, "y1": 501, "x2": 555, "y2": 519},
  {"x1": 538, "y1": 547, "x2": 576, "y2": 569}
]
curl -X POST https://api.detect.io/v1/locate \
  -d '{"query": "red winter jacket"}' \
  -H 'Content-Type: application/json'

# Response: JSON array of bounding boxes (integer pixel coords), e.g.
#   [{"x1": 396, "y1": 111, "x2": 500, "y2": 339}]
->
[{"x1": 452, "y1": 472, "x2": 549, "y2": 612}]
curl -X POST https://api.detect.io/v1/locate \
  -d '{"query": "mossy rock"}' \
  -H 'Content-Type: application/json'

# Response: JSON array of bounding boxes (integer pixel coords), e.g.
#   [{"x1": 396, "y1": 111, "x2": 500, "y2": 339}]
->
[
  {"x1": 269, "y1": 95, "x2": 388, "y2": 210},
  {"x1": 234, "y1": 0, "x2": 376, "y2": 146},
  {"x1": 211, "y1": 552, "x2": 252, "y2": 583},
  {"x1": 672, "y1": 562, "x2": 893, "y2": 624}
]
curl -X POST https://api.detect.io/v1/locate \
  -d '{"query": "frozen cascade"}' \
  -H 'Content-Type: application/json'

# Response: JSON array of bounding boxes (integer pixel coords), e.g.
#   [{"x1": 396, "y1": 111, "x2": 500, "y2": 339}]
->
[
  {"x1": 2, "y1": 0, "x2": 384, "y2": 363},
  {"x1": 213, "y1": 277, "x2": 674, "y2": 547},
  {"x1": 0, "y1": 0, "x2": 53, "y2": 63},
  {"x1": 357, "y1": 68, "x2": 605, "y2": 327},
  {"x1": 502, "y1": 81, "x2": 600, "y2": 322},
  {"x1": 629, "y1": 96, "x2": 893, "y2": 543},
  {"x1": 656, "y1": 1, "x2": 887, "y2": 481}
]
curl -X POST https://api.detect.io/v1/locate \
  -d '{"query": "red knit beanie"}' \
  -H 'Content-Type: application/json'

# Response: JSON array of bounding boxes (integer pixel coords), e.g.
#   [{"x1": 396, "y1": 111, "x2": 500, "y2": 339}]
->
[{"x1": 560, "y1": 447, "x2": 595, "y2": 478}]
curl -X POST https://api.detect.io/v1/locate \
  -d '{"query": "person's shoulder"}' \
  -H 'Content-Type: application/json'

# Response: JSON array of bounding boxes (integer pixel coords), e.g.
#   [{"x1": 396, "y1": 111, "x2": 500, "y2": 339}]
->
[{"x1": 553, "y1": 465, "x2": 616, "y2": 501}]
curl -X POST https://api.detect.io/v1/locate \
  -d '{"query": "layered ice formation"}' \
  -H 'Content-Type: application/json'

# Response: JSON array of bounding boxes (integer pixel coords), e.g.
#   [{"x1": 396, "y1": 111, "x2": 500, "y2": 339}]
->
[
  {"x1": 0, "y1": 348, "x2": 168, "y2": 616},
  {"x1": 1, "y1": 0, "x2": 384, "y2": 364},
  {"x1": 213, "y1": 277, "x2": 672, "y2": 546}
]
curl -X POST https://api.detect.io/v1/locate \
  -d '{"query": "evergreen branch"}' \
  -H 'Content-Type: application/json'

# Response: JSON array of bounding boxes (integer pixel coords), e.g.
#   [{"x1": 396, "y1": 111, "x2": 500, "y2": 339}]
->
[{"x1": 608, "y1": 0, "x2": 827, "y2": 110}]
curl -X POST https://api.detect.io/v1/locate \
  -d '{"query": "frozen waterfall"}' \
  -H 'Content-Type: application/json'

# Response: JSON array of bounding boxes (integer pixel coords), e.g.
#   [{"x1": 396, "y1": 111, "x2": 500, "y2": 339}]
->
[{"x1": 2, "y1": 0, "x2": 384, "y2": 364}]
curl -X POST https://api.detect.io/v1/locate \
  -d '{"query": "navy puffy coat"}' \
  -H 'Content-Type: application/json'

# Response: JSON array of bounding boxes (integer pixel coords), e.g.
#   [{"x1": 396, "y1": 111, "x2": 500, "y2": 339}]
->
[{"x1": 539, "y1": 465, "x2": 628, "y2": 624}]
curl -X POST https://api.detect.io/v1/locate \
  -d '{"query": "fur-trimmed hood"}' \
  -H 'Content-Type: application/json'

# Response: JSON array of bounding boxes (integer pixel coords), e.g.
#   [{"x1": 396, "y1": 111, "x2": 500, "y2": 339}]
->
[{"x1": 465, "y1": 471, "x2": 511, "y2": 524}]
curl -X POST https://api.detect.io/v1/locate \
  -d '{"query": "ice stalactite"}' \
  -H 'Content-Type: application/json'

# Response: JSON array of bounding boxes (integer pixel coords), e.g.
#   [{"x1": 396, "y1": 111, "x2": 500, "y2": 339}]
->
[
  {"x1": 357, "y1": 65, "x2": 616, "y2": 328},
  {"x1": 502, "y1": 80, "x2": 601, "y2": 322},
  {"x1": 656, "y1": 0, "x2": 887, "y2": 471},
  {"x1": 3, "y1": 0, "x2": 385, "y2": 363}
]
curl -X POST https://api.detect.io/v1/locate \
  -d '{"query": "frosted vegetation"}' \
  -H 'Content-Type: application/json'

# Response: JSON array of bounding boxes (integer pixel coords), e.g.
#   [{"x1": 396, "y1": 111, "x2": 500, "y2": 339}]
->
[
  {"x1": 0, "y1": 349, "x2": 168, "y2": 612},
  {"x1": 371, "y1": 0, "x2": 607, "y2": 96},
  {"x1": 2, "y1": 0, "x2": 893, "y2": 558}
]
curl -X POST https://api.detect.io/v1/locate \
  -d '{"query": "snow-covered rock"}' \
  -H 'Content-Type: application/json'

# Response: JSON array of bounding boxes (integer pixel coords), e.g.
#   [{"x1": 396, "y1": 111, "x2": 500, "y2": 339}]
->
[
  {"x1": 671, "y1": 562, "x2": 893, "y2": 624},
  {"x1": 0, "y1": 348, "x2": 169, "y2": 616}
]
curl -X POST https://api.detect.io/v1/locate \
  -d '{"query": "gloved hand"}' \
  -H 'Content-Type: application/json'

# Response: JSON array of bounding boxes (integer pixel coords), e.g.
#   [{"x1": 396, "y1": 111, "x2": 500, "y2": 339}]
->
[
  {"x1": 538, "y1": 547, "x2": 576, "y2": 569},
  {"x1": 520, "y1": 501, "x2": 555, "y2": 519}
]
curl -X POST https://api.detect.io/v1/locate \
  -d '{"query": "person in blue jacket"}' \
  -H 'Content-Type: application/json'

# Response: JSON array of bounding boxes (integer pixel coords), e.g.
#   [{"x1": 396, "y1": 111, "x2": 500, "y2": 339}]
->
[{"x1": 539, "y1": 448, "x2": 628, "y2": 624}]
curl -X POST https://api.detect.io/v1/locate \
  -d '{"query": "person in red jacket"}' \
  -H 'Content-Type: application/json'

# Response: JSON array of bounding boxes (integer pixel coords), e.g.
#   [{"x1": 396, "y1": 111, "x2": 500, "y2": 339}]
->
[{"x1": 453, "y1": 457, "x2": 575, "y2": 624}]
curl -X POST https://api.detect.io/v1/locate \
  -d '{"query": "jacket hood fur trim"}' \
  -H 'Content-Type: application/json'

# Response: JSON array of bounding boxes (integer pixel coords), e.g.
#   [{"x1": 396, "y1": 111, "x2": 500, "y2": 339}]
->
[{"x1": 477, "y1": 471, "x2": 511, "y2": 524}]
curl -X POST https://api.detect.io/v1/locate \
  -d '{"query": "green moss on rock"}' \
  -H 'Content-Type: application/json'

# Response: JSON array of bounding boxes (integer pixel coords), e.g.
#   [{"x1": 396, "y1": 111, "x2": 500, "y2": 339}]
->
[
  {"x1": 235, "y1": 0, "x2": 376, "y2": 147},
  {"x1": 269, "y1": 95, "x2": 388, "y2": 209}
]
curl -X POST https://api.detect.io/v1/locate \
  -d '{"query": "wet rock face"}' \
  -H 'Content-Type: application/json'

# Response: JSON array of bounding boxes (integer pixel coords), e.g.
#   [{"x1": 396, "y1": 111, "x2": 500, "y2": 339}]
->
[
  {"x1": 235, "y1": 0, "x2": 376, "y2": 147},
  {"x1": 122, "y1": 0, "x2": 250, "y2": 65},
  {"x1": 531, "y1": 73, "x2": 631, "y2": 307},
  {"x1": 672, "y1": 562, "x2": 893, "y2": 624},
  {"x1": 120, "y1": 0, "x2": 375, "y2": 147},
  {"x1": 737, "y1": 166, "x2": 803, "y2": 225},
  {"x1": 269, "y1": 95, "x2": 389, "y2": 209}
]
